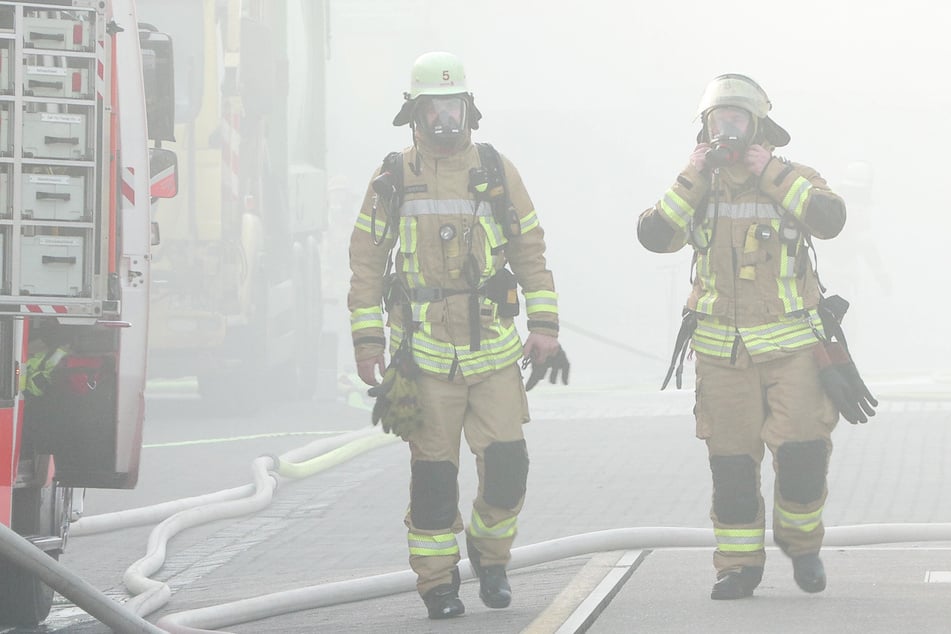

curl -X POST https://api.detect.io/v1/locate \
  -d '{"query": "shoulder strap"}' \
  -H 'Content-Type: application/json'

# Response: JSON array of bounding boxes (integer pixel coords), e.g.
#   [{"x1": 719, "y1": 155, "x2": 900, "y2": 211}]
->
[
  {"x1": 370, "y1": 151, "x2": 404, "y2": 246},
  {"x1": 380, "y1": 151, "x2": 405, "y2": 210},
  {"x1": 475, "y1": 142, "x2": 519, "y2": 239}
]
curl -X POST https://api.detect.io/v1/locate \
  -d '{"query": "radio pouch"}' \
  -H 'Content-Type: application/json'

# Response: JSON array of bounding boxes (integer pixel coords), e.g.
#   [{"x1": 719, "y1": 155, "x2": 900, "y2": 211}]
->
[{"x1": 483, "y1": 268, "x2": 519, "y2": 318}]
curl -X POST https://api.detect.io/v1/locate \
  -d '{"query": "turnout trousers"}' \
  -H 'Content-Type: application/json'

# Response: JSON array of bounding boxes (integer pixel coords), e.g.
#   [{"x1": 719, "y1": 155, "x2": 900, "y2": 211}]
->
[
  {"x1": 694, "y1": 343, "x2": 838, "y2": 575},
  {"x1": 405, "y1": 362, "x2": 530, "y2": 596}
]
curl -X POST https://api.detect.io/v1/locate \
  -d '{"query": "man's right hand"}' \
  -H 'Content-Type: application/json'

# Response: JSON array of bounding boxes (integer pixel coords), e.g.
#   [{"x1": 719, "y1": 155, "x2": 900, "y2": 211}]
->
[
  {"x1": 689, "y1": 143, "x2": 711, "y2": 172},
  {"x1": 357, "y1": 354, "x2": 386, "y2": 386}
]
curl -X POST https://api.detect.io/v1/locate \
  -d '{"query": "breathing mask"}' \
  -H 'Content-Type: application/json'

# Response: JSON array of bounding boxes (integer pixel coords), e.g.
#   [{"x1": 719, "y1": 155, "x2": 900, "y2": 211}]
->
[
  {"x1": 414, "y1": 95, "x2": 468, "y2": 150},
  {"x1": 704, "y1": 106, "x2": 752, "y2": 170}
]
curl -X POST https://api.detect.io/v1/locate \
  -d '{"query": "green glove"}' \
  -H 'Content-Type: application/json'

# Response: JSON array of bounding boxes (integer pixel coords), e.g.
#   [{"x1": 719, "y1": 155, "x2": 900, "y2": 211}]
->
[{"x1": 368, "y1": 355, "x2": 423, "y2": 440}]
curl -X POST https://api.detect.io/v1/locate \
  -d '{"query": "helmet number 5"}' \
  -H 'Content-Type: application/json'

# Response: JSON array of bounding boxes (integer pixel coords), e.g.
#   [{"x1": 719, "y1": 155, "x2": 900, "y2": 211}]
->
[{"x1": 442, "y1": 70, "x2": 450, "y2": 80}]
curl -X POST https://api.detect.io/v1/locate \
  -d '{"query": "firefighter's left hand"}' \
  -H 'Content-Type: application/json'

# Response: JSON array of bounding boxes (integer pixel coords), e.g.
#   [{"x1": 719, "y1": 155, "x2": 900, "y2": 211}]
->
[
  {"x1": 357, "y1": 354, "x2": 386, "y2": 387},
  {"x1": 745, "y1": 144, "x2": 772, "y2": 176},
  {"x1": 522, "y1": 332, "x2": 560, "y2": 366}
]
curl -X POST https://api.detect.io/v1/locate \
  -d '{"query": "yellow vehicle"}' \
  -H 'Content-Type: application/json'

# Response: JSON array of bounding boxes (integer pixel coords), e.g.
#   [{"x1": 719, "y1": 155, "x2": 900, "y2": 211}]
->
[{"x1": 136, "y1": 0, "x2": 327, "y2": 407}]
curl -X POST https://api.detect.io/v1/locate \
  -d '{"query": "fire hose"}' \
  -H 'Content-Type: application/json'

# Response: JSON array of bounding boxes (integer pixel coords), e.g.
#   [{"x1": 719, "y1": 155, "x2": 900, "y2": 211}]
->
[{"x1": 2, "y1": 390, "x2": 949, "y2": 632}]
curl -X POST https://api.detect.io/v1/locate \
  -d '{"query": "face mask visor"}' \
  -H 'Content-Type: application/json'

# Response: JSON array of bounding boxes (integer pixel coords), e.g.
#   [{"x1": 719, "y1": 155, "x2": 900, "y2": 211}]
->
[
  {"x1": 415, "y1": 95, "x2": 468, "y2": 144},
  {"x1": 706, "y1": 106, "x2": 752, "y2": 141}
]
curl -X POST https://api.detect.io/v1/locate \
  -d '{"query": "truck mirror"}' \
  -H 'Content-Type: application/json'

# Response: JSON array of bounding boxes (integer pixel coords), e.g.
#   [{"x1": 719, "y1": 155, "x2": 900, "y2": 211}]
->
[
  {"x1": 149, "y1": 148, "x2": 178, "y2": 198},
  {"x1": 139, "y1": 24, "x2": 175, "y2": 142}
]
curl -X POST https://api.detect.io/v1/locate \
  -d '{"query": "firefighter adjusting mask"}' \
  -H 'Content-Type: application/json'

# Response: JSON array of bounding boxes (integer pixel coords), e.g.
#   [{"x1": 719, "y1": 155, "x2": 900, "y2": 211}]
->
[
  {"x1": 704, "y1": 106, "x2": 752, "y2": 170},
  {"x1": 414, "y1": 95, "x2": 468, "y2": 151}
]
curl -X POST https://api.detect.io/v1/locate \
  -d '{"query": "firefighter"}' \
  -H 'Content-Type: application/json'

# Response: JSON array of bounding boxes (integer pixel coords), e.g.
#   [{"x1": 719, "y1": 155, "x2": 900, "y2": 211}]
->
[
  {"x1": 637, "y1": 74, "x2": 853, "y2": 600},
  {"x1": 348, "y1": 51, "x2": 566, "y2": 619}
]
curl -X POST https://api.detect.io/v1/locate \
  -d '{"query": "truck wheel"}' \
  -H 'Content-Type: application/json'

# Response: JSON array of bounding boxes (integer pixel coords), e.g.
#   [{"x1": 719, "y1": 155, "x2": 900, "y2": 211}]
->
[{"x1": 0, "y1": 485, "x2": 64, "y2": 626}]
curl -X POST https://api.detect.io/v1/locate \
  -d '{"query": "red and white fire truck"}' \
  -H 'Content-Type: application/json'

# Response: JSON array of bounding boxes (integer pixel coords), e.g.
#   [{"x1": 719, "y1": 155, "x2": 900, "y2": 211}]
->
[{"x1": 0, "y1": 0, "x2": 175, "y2": 625}]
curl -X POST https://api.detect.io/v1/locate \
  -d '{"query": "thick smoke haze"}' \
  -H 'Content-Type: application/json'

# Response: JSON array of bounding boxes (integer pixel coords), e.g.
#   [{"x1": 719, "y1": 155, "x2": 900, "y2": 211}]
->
[{"x1": 326, "y1": 1, "x2": 951, "y2": 386}]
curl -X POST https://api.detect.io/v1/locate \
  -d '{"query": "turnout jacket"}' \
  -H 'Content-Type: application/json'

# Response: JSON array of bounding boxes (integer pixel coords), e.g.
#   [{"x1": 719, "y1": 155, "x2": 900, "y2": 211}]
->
[
  {"x1": 638, "y1": 155, "x2": 846, "y2": 362},
  {"x1": 348, "y1": 140, "x2": 558, "y2": 383}
]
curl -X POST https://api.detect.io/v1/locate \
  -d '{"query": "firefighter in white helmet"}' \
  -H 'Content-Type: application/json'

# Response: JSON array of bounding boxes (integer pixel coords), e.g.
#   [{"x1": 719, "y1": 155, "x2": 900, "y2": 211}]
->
[
  {"x1": 348, "y1": 51, "x2": 567, "y2": 620},
  {"x1": 638, "y1": 74, "x2": 876, "y2": 600}
]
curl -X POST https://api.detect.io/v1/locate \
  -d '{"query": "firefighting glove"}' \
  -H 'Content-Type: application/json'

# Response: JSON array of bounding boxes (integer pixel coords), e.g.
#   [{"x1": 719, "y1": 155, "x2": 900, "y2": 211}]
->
[
  {"x1": 368, "y1": 360, "x2": 423, "y2": 440},
  {"x1": 523, "y1": 348, "x2": 570, "y2": 391},
  {"x1": 814, "y1": 341, "x2": 878, "y2": 424}
]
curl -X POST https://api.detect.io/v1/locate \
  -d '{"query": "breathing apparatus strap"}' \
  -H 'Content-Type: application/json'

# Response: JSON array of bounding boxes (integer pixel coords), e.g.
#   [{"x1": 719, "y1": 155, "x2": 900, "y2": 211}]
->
[
  {"x1": 662, "y1": 309, "x2": 698, "y2": 390},
  {"x1": 475, "y1": 142, "x2": 520, "y2": 240},
  {"x1": 370, "y1": 151, "x2": 405, "y2": 246},
  {"x1": 803, "y1": 233, "x2": 827, "y2": 295}
]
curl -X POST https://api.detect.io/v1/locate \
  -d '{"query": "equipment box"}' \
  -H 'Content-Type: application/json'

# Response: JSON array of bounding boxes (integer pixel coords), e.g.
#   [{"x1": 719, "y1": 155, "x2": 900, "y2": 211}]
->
[
  {"x1": 24, "y1": 65, "x2": 91, "y2": 99},
  {"x1": 0, "y1": 105, "x2": 9, "y2": 156},
  {"x1": 23, "y1": 16, "x2": 93, "y2": 52},
  {"x1": 0, "y1": 171, "x2": 8, "y2": 216},
  {"x1": 20, "y1": 233, "x2": 85, "y2": 296},
  {"x1": 22, "y1": 173, "x2": 86, "y2": 221},
  {"x1": 0, "y1": 47, "x2": 9, "y2": 95},
  {"x1": 22, "y1": 111, "x2": 89, "y2": 160}
]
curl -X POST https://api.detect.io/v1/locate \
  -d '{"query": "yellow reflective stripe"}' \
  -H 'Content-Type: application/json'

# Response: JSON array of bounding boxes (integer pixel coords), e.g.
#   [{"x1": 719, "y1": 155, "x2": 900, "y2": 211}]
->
[
  {"x1": 468, "y1": 509, "x2": 517, "y2": 539},
  {"x1": 411, "y1": 301, "x2": 432, "y2": 323},
  {"x1": 354, "y1": 211, "x2": 374, "y2": 234},
  {"x1": 524, "y1": 290, "x2": 558, "y2": 316},
  {"x1": 714, "y1": 527, "x2": 765, "y2": 552},
  {"x1": 478, "y1": 216, "x2": 501, "y2": 280},
  {"x1": 351, "y1": 307, "x2": 384, "y2": 332},
  {"x1": 691, "y1": 325, "x2": 734, "y2": 358},
  {"x1": 777, "y1": 236, "x2": 803, "y2": 312},
  {"x1": 776, "y1": 505, "x2": 823, "y2": 532},
  {"x1": 692, "y1": 311, "x2": 821, "y2": 358},
  {"x1": 520, "y1": 209, "x2": 539, "y2": 234},
  {"x1": 660, "y1": 189, "x2": 693, "y2": 230},
  {"x1": 741, "y1": 317, "x2": 817, "y2": 355},
  {"x1": 399, "y1": 217, "x2": 425, "y2": 287},
  {"x1": 407, "y1": 531, "x2": 459, "y2": 557},
  {"x1": 694, "y1": 252, "x2": 718, "y2": 315},
  {"x1": 390, "y1": 323, "x2": 523, "y2": 378},
  {"x1": 418, "y1": 324, "x2": 523, "y2": 377},
  {"x1": 782, "y1": 176, "x2": 813, "y2": 219}
]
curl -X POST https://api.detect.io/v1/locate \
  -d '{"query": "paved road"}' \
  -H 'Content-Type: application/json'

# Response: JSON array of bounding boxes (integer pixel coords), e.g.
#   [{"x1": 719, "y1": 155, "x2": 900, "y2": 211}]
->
[{"x1": 5, "y1": 376, "x2": 951, "y2": 633}]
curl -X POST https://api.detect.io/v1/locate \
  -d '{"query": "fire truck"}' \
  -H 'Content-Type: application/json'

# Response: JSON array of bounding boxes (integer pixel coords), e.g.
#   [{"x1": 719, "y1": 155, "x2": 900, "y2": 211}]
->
[
  {"x1": 0, "y1": 0, "x2": 176, "y2": 625},
  {"x1": 135, "y1": 0, "x2": 328, "y2": 409}
]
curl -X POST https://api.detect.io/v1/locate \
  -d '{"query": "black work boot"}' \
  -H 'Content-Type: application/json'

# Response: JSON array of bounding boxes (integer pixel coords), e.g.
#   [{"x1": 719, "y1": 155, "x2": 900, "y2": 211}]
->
[
  {"x1": 710, "y1": 566, "x2": 763, "y2": 600},
  {"x1": 467, "y1": 536, "x2": 512, "y2": 609},
  {"x1": 478, "y1": 565, "x2": 512, "y2": 608},
  {"x1": 422, "y1": 568, "x2": 465, "y2": 619},
  {"x1": 792, "y1": 553, "x2": 826, "y2": 593}
]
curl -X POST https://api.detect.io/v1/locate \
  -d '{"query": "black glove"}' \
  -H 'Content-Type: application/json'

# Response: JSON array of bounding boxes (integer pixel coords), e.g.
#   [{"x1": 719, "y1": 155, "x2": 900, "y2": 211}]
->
[
  {"x1": 814, "y1": 342, "x2": 878, "y2": 424},
  {"x1": 368, "y1": 368, "x2": 395, "y2": 427},
  {"x1": 523, "y1": 348, "x2": 570, "y2": 391}
]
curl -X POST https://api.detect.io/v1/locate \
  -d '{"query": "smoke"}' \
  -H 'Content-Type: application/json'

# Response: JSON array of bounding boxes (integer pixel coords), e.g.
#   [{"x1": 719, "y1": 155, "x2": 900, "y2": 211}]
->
[{"x1": 328, "y1": 0, "x2": 951, "y2": 383}]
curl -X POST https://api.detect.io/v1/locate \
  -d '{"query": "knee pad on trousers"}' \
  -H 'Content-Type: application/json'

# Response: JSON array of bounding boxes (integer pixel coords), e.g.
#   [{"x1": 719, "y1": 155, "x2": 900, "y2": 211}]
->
[
  {"x1": 411, "y1": 460, "x2": 458, "y2": 530},
  {"x1": 710, "y1": 454, "x2": 758, "y2": 524},
  {"x1": 777, "y1": 439, "x2": 827, "y2": 504},
  {"x1": 483, "y1": 440, "x2": 529, "y2": 510}
]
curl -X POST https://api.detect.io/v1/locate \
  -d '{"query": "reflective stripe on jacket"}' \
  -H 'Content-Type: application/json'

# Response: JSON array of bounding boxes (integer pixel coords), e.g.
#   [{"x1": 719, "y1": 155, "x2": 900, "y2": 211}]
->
[
  {"x1": 349, "y1": 141, "x2": 557, "y2": 380},
  {"x1": 638, "y1": 156, "x2": 845, "y2": 361}
]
